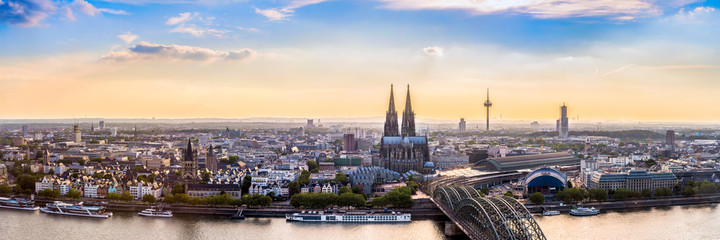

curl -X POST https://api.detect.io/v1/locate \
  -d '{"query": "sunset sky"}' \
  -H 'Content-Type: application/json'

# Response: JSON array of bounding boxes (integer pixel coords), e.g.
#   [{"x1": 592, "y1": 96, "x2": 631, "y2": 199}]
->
[{"x1": 1, "y1": 0, "x2": 719, "y2": 122}]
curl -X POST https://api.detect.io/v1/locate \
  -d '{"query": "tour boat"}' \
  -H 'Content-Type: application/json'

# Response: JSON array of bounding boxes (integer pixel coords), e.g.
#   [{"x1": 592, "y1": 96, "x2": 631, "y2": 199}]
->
[
  {"x1": 286, "y1": 210, "x2": 411, "y2": 223},
  {"x1": 570, "y1": 207, "x2": 599, "y2": 216},
  {"x1": 0, "y1": 197, "x2": 40, "y2": 211},
  {"x1": 542, "y1": 210, "x2": 560, "y2": 216},
  {"x1": 40, "y1": 201, "x2": 113, "y2": 218},
  {"x1": 138, "y1": 208, "x2": 173, "y2": 218}
]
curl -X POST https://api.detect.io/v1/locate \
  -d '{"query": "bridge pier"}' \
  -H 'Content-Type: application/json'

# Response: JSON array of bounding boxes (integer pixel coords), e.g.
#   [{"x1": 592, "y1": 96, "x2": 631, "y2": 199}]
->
[{"x1": 444, "y1": 221, "x2": 464, "y2": 237}]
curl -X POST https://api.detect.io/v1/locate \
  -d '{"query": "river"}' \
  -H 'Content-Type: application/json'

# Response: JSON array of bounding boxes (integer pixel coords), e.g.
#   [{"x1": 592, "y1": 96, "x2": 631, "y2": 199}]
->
[{"x1": 2, "y1": 204, "x2": 720, "y2": 240}]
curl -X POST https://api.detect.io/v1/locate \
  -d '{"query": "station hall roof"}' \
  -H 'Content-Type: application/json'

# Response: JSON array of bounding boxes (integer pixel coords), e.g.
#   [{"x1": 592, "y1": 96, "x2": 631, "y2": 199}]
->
[{"x1": 473, "y1": 152, "x2": 580, "y2": 172}]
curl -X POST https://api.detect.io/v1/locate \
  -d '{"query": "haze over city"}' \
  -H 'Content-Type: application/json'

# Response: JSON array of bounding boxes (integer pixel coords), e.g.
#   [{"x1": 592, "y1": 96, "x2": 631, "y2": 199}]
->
[{"x1": 2, "y1": 0, "x2": 720, "y2": 121}]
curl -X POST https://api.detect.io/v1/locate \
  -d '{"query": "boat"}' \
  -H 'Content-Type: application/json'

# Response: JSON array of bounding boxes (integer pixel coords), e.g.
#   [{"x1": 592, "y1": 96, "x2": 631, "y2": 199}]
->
[
  {"x1": 570, "y1": 206, "x2": 599, "y2": 216},
  {"x1": 542, "y1": 210, "x2": 560, "y2": 216},
  {"x1": 230, "y1": 209, "x2": 245, "y2": 220},
  {"x1": 40, "y1": 201, "x2": 113, "y2": 218},
  {"x1": 0, "y1": 197, "x2": 40, "y2": 211},
  {"x1": 138, "y1": 208, "x2": 173, "y2": 218},
  {"x1": 286, "y1": 210, "x2": 411, "y2": 223}
]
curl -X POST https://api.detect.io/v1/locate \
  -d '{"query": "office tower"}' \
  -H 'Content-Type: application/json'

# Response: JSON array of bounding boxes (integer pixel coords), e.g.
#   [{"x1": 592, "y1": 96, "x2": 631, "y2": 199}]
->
[
  {"x1": 307, "y1": 119, "x2": 314, "y2": 127},
  {"x1": 21, "y1": 125, "x2": 28, "y2": 135},
  {"x1": 483, "y1": 89, "x2": 492, "y2": 132},
  {"x1": 666, "y1": 130, "x2": 675, "y2": 152},
  {"x1": 343, "y1": 133, "x2": 357, "y2": 152},
  {"x1": 559, "y1": 103, "x2": 569, "y2": 139},
  {"x1": 459, "y1": 118, "x2": 467, "y2": 133},
  {"x1": 99, "y1": 120, "x2": 105, "y2": 129},
  {"x1": 380, "y1": 84, "x2": 431, "y2": 174},
  {"x1": 73, "y1": 124, "x2": 82, "y2": 143}
]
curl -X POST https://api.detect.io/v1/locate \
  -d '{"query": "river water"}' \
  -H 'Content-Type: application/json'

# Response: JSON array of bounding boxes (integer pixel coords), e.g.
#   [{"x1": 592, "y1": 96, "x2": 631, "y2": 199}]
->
[{"x1": 1, "y1": 204, "x2": 720, "y2": 240}]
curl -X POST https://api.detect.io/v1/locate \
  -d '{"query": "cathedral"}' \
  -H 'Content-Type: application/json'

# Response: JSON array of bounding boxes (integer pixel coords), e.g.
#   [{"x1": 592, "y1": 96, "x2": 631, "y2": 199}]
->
[
  {"x1": 380, "y1": 85, "x2": 432, "y2": 174},
  {"x1": 181, "y1": 139, "x2": 199, "y2": 182}
]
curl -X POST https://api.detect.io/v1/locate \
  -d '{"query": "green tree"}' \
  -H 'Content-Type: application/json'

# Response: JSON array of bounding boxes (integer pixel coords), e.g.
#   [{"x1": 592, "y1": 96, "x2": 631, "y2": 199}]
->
[
  {"x1": 698, "y1": 181, "x2": 719, "y2": 194},
  {"x1": 588, "y1": 188, "x2": 608, "y2": 202},
  {"x1": 288, "y1": 181, "x2": 301, "y2": 196},
  {"x1": 38, "y1": 189, "x2": 61, "y2": 199},
  {"x1": 567, "y1": 181, "x2": 573, "y2": 189},
  {"x1": 614, "y1": 188, "x2": 631, "y2": 200},
  {"x1": 242, "y1": 175, "x2": 253, "y2": 194},
  {"x1": 120, "y1": 191, "x2": 134, "y2": 202},
  {"x1": 641, "y1": 188, "x2": 652, "y2": 198},
  {"x1": 480, "y1": 187, "x2": 490, "y2": 195},
  {"x1": 338, "y1": 186, "x2": 352, "y2": 195},
  {"x1": 106, "y1": 192, "x2": 120, "y2": 201},
  {"x1": 67, "y1": 189, "x2": 81, "y2": 200},
  {"x1": 406, "y1": 181, "x2": 419, "y2": 194},
  {"x1": 307, "y1": 160, "x2": 318, "y2": 172},
  {"x1": 504, "y1": 191, "x2": 514, "y2": 197},
  {"x1": 655, "y1": 187, "x2": 673, "y2": 197},
  {"x1": 171, "y1": 183, "x2": 185, "y2": 194},
  {"x1": 142, "y1": 194, "x2": 156, "y2": 205},
  {"x1": 0, "y1": 184, "x2": 11, "y2": 195},
  {"x1": 529, "y1": 192, "x2": 545, "y2": 205},
  {"x1": 334, "y1": 172, "x2": 349, "y2": 185}
]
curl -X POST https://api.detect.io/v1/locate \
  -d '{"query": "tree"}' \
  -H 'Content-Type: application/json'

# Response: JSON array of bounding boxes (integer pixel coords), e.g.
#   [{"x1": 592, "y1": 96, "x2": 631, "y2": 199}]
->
[
  {"x1": 107, "y1": 192, "x2": 120, "y2": 201},
  {"x1": 614, "y1": 188, "x2": 631, "y2": 200},
  {"x1": 48, "y1": 169, "x2": 55, "y2": 175},
  {"x1": 588, "y1": 188, "x2": 608, "y2": 202},
  {"x1": 242, "y1": 175, "x2": 253, "y2": 194},
  {"x1": 529, "y1": 192, "x2": 545, "y2": 205},
  {"x1": 120, "y1": 191, "x2": 134, "y2": 202},
  {"x1": 339, "y1": 186, "x2": 352, "y2": 195},
  {"x1": 67, "y1": 189, "x2": 81, "y2": 200},
  {"x1": 38, "y1": 189, "x2": 61, "y2": 199},
  {"x1": 334, "y1": 172, "x2": 348, "y2": 185},
  {"x1": 641, "y1": 188, "x2": 652, "y2": 198},
  {"x1": 172, "y1": 183, "x2": 185, "y2": 194},
  {"x1": 699, "y1": 181, "x2": 719, "y2": 194},
  {"x1": 504, "y1": 191, "x2": 514, "y2": 197},
  {"x1": 655, "y1": 187, "x2": 673, "y2": 197},
  {"x1": 0, "y1": 184, "x2": 11, "y2": 195},
  {"x1": 567, "y1": 181, "x2": 573, "y2": 189},
  {"x1": 337, "y1": 193, "x2": 366, "y2": 208},
  {"x1": 367, "y1": 187, "x2": 413, "y2": 208},
  {"x1": 406, "y1": 181, "x2": 419, "y2": 194},
  {"x1": 288, "y1": 181, "x2": 301, "y2": 196},
  {"x1": 307, "y1": 160, "x2": 318, "y2": 172},
  {"x1": 480, "y1": 187, "x2": 490, "y2": 195},
  {"x1": 142, "y1": 194, "x2": 157, "y2": 205}
]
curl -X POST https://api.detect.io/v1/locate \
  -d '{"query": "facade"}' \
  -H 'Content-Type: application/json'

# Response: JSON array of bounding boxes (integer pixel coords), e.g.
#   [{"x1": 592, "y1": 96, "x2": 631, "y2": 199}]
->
[
  {"x1": 666, "y1": 130, "x2": 675, "y2": 152},
  {"x1": 99, "y1": 120, "x2": 105, "y2": 129},
  {"x1": 524, "y1": 168, "x2": 567, "y2": 197},
  {"x1": 73, "y1": 124, "x2": 82, "y2": 143},
  {"x1": 206, "y1": 146, "x2": 218, "y2": 172},
  {"x1": 187, "y1": 184, "x2": 241, "y2": 199},
  {"x1": 558, "y1": 104, "x2": 569, "y2": 139},
  {"x1": 589, "y1": 170, "x2": 678, "y2": 192},
  {"x1": 379, "y1": 85, "x2": 431, "y2": 174},
  {"x1": 343, "y1": 134, "x2": 357, "y2": 152},
  {"x1": 129, "y1": 181, "x2": 162, "y2": 199}
]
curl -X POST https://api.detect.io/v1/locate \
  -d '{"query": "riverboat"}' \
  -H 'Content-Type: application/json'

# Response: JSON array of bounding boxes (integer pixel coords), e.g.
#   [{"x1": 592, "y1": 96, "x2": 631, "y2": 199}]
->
[
  {"x1": 40, "y1": 201, "x2": 113, "y2": 218},
  {"x1": 0, "y1": 197, "x2": 40, "y2": 211},
  {"x1": 570, "y1": 207, "x2": 600, "y2": 216},
  {"x1": 138, "y1": 208, "x2": 173, "y2": 218},
  {"x1": 286, "y1": 210, "x2": 411, "y2": 223}
]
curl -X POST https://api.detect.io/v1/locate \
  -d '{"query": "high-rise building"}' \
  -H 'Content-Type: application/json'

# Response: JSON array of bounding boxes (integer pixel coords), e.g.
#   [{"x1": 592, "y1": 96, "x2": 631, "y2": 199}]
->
[
  {"x1": 380, "y1": 85, "x2": 431, "y2": 174},
  {"x1": 459, "y1": 118, "x2": 467, "y2": 133},
  {"x1": 182, "y1": 139, "x2": 199, "y2": 181},
  {"x1": 99, "y1": 120, "x2": 105, "y2": 129},
  {"x1": 483, "y1": 89, "x2": 492, "y2": 132},
  {"x1": 666, "y1": 130, "x2": 675, "y2": 152},
  {"x1": 73, "y1": 124, "x2": 82, "y2": 143},
  {"x1": 206, "y1": 145, "x2": 217, "y2": 172},
  {"x1": 559, "y1": 103, "x2": 569, "y2": 139},
  {"x1": 343, "y1": 133, "x2": 357, "y2": 152},
  {"x1": 21, "y1": 125, "x2": 28, "y2": 135},
  {"x1": 307, "y1": 119, "x2": 314, "y2": 127}
]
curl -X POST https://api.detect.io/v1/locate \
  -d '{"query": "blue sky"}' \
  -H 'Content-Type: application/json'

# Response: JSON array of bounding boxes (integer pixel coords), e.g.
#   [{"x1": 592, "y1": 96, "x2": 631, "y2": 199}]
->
[{"x1": 1, "y1": 0, "x2": 720, "y2": 121}]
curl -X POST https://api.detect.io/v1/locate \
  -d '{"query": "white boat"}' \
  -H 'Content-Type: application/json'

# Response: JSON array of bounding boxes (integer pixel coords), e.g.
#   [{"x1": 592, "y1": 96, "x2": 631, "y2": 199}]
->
[
  {"x1": 570, "y1": 207, "x2": 599, "y2": 216},
  {"x1": 542, "y1": 210, "x2": 560, "y2": 216},
  {"x1": 138, "y1": 208, "x2": 173, "y2": 218},
  {"x1": 286, "y1": 210, "x2": 411, "y2": 223},
  {"x1": 0, "y1": 197, "x2": 40, "y2": 211},
  {"x1": 40, "y1": 201, "x2": 113, "y2": 218}
]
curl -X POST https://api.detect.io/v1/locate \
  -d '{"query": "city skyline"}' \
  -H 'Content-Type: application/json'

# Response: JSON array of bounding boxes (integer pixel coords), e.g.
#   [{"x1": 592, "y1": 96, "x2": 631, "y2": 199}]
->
[{"x1": 2, "y1": 0, "x2": 720, "y2": 121}]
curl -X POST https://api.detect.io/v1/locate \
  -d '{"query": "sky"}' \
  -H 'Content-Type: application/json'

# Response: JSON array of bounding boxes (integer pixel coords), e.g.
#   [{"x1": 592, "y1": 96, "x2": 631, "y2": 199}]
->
[{"x1": 1, "y1": 0, "x2": 719, "y2": 122}]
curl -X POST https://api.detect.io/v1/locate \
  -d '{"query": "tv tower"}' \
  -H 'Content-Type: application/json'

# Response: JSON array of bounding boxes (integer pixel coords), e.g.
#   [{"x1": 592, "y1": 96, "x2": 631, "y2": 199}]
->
[{"x1": 484, "y1": 88, "x2": 492, "y2": 132}]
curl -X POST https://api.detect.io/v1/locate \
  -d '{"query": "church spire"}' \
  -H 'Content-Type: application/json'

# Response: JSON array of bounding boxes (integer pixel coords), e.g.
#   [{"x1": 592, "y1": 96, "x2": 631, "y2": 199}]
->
[
  {"x1": 383, "y1": 84, "x2": 399, "y2": 136},
  {"x1": 401, "y1": 84, "x2": 416, "y2": 137}
]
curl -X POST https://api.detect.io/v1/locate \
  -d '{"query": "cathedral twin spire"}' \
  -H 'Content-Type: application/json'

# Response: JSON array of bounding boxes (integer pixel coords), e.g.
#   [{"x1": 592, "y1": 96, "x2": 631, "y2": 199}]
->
[{"x1": 384, "y1": 84, "x2": 415, "y2": 137}]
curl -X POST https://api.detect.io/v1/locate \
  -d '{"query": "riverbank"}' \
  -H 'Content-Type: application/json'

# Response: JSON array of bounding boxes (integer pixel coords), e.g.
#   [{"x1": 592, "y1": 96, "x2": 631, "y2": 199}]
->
[
  {"x1": 32, "y1": 198, "x2": 448, "y2": 220},
  {"x1": 525, "y1": 194, "x2": 720, "y2": 213}
]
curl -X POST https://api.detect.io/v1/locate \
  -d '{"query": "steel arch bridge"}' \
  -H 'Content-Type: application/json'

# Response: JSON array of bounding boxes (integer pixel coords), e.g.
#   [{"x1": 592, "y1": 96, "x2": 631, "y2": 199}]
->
[{"x1": 433, "y1": 186, "x2": 546, "y2": 240}]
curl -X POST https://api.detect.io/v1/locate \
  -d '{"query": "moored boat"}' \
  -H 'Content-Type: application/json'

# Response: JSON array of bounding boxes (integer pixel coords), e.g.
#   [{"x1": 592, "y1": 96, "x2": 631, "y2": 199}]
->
[
  {"x1": 138, "y1": 208, "x2": 173, "y2": 218},
  {"x1": 570, "y1": 206, "x2": 599, "y2": 216},
  {"x1": 542, "y1": 210, "x2": 560, "y2": 216},
  {"x1": 0, "y1": 197, "x2": 40, "y2": 211},
  {"x1": 286, "y1": 210, "x2": 411, "y2": 223},
  {"x1": 40, "y1": 201, "x2": 112, "y2": 218}
]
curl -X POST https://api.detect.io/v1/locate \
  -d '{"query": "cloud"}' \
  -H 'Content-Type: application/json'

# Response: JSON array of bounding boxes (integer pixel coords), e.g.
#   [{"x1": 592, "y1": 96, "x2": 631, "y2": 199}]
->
[
  {"x1": 166, "y1": 12, "x2": 196, "y2": 25},
  {"x1": 117, "y1": 32, "x2": 138, "y2": 44},
  {"x1": 0, "y1": 0, "x2": 126, "y2": 27},
  {"x1": 102, "y1": 42, "x2": 257, "y2": 62},
  {"x1": 670, "y1": 6, "x2": 718, "y2": 24},
  {"x1": 236, "y1": 26, "x2": 259, "y2": 32},
  {"x1": 422, "y1": 46, "x2": 444, "y2": 57},
  {"x1": 0, "y1": 0, "x2": 57, "y2": 27},
  {"x1": 254, "y1": 0, "x2": 329, "y2": 21},
  {"x1": 600, "y1": 64, "x2": 635, "y2": 77},
  {"x1": 374, "y1": 0, "x2": 664, "y2": 19},
  {"x1": 166, "y1": 12, "x2": 228, "y2": 37}
]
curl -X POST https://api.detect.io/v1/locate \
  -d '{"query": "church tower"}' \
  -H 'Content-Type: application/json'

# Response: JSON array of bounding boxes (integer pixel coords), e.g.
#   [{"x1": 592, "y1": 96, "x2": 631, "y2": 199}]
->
[
  {"x1": 383, "y1": 85, "x2": 399, "y2": 136},
  {"x1": 206, "y1": 145, "x2": 217, "y2": 172},
  {"x1": 182, "y1": 139, "x2": 198, "y2": 180},
  {"x1": 401, "y1": 85, "x2": 416, "y2": 137}
]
